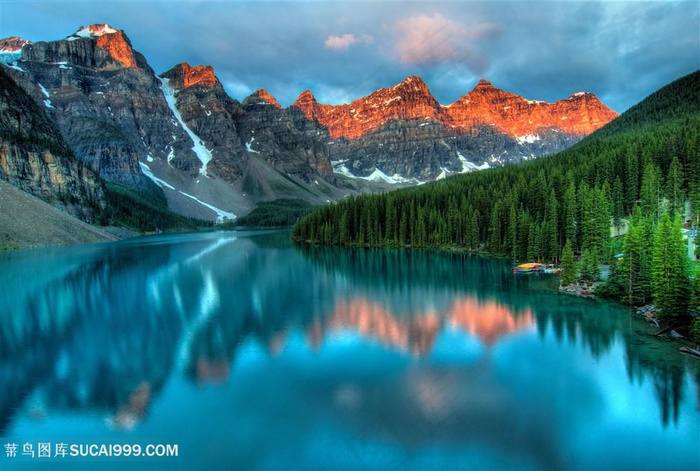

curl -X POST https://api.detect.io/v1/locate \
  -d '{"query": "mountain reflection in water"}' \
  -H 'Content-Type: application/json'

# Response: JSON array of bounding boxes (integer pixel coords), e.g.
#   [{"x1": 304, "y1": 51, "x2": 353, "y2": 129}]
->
[{"x1": 0, "y1": 231, "x2": 697, "y2": 470}]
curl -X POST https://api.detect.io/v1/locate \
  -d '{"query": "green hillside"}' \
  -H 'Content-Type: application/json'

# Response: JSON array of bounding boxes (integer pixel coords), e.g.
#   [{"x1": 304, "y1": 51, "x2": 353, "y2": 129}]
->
[{"x1": 293, "y1": 71, "x2": 700, "y2": 262}]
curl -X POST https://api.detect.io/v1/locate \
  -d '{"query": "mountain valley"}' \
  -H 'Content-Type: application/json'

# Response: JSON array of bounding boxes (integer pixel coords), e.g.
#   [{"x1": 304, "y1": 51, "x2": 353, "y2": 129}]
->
[{"x1": 0, "y1": 24, "x2": 617, "y2": 237}]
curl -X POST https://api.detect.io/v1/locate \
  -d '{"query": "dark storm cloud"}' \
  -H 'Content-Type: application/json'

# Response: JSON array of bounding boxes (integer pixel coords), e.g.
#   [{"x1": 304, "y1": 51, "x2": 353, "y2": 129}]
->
[{"x1": 1, "y1": 1, "x2": 698, "y2": 111}]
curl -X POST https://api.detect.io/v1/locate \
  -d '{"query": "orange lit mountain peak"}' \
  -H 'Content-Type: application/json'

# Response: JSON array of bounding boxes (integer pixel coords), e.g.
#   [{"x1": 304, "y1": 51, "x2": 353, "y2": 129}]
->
[
  {"x1": 293, "y1": 76, "x2": 450, "y2": 140},
  {"x1": 68, "y1": 25, "x2": 139, "y2": 69},
  {"x1": 95, "y1": 30, "x2": 138, "y2": 69},
  {"x1": 447, "y1": 79, "x2": 618, "y2": 137},
  {"x1": 292, "y1": 89, "x2": 334, "y2": 123},
  {"x1": 252, "y1": 89, "x2": 283, "y2": 109},
  {"x1": 0, "y1": 37, "x2": 31, "y2": 52},
  {"x1": 293, "y1": 76, "x2": 616, "y2": 140},
  {"x1": 163, "y1": 63, "x2": 222, "y2": 90}
]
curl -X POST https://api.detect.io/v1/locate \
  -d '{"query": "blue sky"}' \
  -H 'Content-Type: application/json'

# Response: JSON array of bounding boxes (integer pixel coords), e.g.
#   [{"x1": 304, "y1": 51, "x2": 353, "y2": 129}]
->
[{"x1": 1, "y1": 1, "x2": 698, "y2": 112}]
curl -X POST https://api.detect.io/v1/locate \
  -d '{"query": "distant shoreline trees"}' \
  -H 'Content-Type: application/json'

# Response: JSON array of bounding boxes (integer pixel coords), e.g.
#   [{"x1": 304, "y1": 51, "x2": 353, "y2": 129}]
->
[{"x1": 293, "y1": 71, "x2": 700, "y2": 322}]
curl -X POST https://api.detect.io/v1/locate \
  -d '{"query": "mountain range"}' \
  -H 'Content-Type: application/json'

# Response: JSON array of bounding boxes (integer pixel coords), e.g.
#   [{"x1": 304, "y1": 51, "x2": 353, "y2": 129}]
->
[{"x1": 0, "y1": 24, "x2": 617, "y2": 228}]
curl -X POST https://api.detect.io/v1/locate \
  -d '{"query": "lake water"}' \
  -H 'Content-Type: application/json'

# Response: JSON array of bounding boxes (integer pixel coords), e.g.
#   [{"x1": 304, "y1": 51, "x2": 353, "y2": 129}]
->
[{"x1": 0, "y1": 231, "x2": 698, "y2": 471}]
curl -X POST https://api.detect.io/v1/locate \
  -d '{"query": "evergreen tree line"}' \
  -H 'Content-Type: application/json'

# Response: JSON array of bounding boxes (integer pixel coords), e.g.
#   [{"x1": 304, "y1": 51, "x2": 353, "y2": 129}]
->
[
  {"x1": 104, "y1": 182, "x2": 212, "y2": 232},
  {"x1": 293, "y1": 72, "x2": 700, "y2": 329},
  {"x1": 294, "y1": 72, "x2": 700, "y2": 257},
  {"x1": 221, "y1": 199, "x2": 313, "y2": 229}
]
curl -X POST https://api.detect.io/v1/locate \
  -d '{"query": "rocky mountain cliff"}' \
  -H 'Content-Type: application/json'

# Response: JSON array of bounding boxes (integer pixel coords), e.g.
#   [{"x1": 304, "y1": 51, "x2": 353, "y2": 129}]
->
[
  {"x1": 8, "y1": 25, "x2": 202, "y2": 187},
  {"x1": 1, "y1": 25, "x2": 341, "y2": 221},
  {"x1": 0, "y1": 66, "x2": 105, "y2": 222},
  {"x1": 292, "y1": 76, "x2": 618, "y2": 181},
  {"x1": 0, "y1": 23, "x2": 618, "y2": 223},
  {"x1": 156, "y1": 63, "x2": 340, "y2": 212},
  {"x1": 446, "y1": 79, "x2": 617, "y2": 138}
]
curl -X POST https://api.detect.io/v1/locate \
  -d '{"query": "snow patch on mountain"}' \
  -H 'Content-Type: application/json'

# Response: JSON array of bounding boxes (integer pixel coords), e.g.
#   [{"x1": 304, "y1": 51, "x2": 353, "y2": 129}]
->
[
  {"x1": 245, "y1": 137, "x2": 260, "y2": 153},
  {"x1": 139, "y1": 161, "x2": 235, "y2": 223},
  {"x1": 67, "y1": 24, "x2": 118, "y2": 41},
  {"x1": 516, "y1": 134, "x2": 540, "y2": 144},
  {"x1": 365, "y1": 168, "x2": 418, "y2": 184},
  {"x1": 159, "y1": 77, "x2": 213, "y2": 176},
  {"x1": 139, "y1": 161, "x2": 175, "y2": 190},
  {"x1": 332, "y1": 161, "x2": 355, "y2": 178},
  {"x1": 332, "y1": 160, "x2": 419, "y2": 184},
  {"x1": 177, "y1": 192, "x2": 236, "y2": 223},
  {"x1": 0, "y1": 51, "x2": 22, "y2": 64},
  {"x1": 37, "y1": 83, "x2": 54, "y2": 108},
  {"x1": 457, "y1": 151, "x2": 491, "y2": 173},
  {"x1": 436, "y1": 167, "x2": 451, "y2": 180}
]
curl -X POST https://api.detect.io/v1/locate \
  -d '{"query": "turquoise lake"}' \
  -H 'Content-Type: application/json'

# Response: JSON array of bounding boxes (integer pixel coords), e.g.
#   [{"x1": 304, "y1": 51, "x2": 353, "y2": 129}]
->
[{"x1": 0, "y1": 230, "x2": 698, "y2": 470}]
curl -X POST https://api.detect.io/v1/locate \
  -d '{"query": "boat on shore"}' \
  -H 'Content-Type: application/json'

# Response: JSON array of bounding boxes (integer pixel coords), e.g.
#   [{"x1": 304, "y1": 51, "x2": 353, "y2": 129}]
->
[
  {"x1": 541, "y1": 264, "x2": 562, "y2": 274},
  {"x1": 512, "y1": 263, "x2": 543, "y2": 274},
  {"x1": 512, "y1": 263, "x2": 561, "y2": 274}
]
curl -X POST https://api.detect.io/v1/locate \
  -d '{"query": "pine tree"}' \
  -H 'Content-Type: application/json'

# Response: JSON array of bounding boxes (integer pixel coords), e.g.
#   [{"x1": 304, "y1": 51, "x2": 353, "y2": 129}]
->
[
  {"x1": 651, "y1": 213, "x2": 690, "y2": 319},
  {"x1": 640, "y1": 163, "x2": 662, "y2": 218},
  {"x1": 563, "y1": 179, "x2": 578, "y2": 249},
  {"x1": 560, "y1": 239, "x2": 577, "y2": 286},
  {"x1": 580, "y1": 248, "x2": 601, "y2": 283},
  {"x1": 625, "y1": 151, "x2": 639, "y2": 213},
  {"x1": 508, "y1": 203, "x2": 518, "y2": 260},
  {"x1": 620, "y1": 212, "x2": 653, "y2": 305},
  {"x1": 488, "y1": 201, "x2": 502, "y2": 254},
  {"x1": 690, "y1": 274, "x2": 700, "y2": 313},
  {"x1": 544, "y1": 189, "x2": 559, "y2": 262},
  {"x1": 665, "y1": 156, "x2": 685, "y2": 216},
  {"x1": 612, "y1": 176, "x2": 625, "y2": 235},
  {"x1": 527, "y1": 221, "x2": 541, "y2": 262}
]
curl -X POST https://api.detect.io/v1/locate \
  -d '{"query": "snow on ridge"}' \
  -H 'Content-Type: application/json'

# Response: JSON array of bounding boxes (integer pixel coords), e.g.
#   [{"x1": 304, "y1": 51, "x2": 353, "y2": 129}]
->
[
  {"x1": 365, "y1": 168, "x2": 414, "y2": 184},
  {"x1": 139, "y1": 161, "x2": 175, "y2": 190},
  {"x1": 336, "y1": 164, "x2": 419, "y2": 185},
  {"x1": 139, "y1": 161, "x2": 236, "y2": 223},
  {"x1": 516, "y1": 134, "x2": 540, "y2": 144},
  {"x1": 457, "y1": 151, "x2": 491, "y2": 173},
  {"x1": 177, "y1": 192, "x2": 236, "y2": 223},
  {"x1": 436, "y1": 168, "x2": 451, "y2": 180},
  {"x1": 245, "y1": 137, "x2": 260, "y2": 154},
  {"x1": 67, "y1": 24, "x2": 119, "y2": 41},
  {"x1": 0, "y1": 51, "x2": 22, "y2": 65},
  {"x1": 38, "y1": 83, "x2": 50, "y2": 98},
  {"x1": 5, "y1": 63, "x2": 25, "y2": 72},
  {"x1": 332, "y1": 162, "x2": 357, "y2": 179},
  {"x1": 159, "y1": 77, "x2": 213, "y2": 176},
  {"x1": 37, "y1": 83, "x2": 54, "y2": 108},
  {"x1": 51, "y1": 61, "x2": 71, "y2": 70}
]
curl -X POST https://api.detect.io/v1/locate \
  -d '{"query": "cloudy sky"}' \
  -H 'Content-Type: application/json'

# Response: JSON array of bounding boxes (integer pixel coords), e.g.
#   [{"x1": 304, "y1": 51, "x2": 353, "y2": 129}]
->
[{"x1": 1, "y1": 1, "x2": 698, "y2": 112}]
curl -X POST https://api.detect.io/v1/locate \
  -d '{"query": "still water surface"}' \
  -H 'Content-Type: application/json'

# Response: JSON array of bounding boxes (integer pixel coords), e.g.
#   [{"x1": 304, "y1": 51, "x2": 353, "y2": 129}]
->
[{"x1": 0, "y1": 231, "x2": 698, "y2": 470}]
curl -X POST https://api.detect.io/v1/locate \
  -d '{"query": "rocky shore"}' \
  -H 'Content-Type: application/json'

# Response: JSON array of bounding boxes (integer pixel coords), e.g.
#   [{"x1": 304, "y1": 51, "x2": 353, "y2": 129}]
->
[{"x1": 558, "y1": 281, "x2": 603, "y2": 297}]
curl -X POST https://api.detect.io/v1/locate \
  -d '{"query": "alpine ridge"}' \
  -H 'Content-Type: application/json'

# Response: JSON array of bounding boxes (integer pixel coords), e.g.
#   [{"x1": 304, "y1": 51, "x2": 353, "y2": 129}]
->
[
  {"x1": 293, "y1": 75, "x2": 452, "y2": 140},
  {"x1": 0, "y1": 23, "x2": 619, "y2": 226},
  {"x1": 445, "y1": 78, "x2": 617, "y2": 138},
  {"x1": 292, "y1": 76, "x2": 617, "y2": 141},
  {"x1": 289, "y1": 75, "x2": 616, "y2": 182},
  {"x1": 162, "y1": 63, "x2": 222, "y2": 90}
]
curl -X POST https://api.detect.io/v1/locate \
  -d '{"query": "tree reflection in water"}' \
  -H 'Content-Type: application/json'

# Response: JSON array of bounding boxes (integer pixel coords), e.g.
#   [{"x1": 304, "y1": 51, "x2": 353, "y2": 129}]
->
[{"x1": 0, "y1": 233, "x2": 697, "y2": 442}]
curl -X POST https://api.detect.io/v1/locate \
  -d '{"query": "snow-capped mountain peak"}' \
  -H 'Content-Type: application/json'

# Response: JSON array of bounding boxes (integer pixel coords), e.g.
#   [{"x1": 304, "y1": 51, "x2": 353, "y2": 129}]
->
[
  {"x1": 67, "y1": 24, "x2": 119, "y2": 40},
  {"x1": 0, "y1": 37, "x2": 31, "y2": 53},
  {"x1": 0, "y1": 37, "x2": 31, "y2": 65}
]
